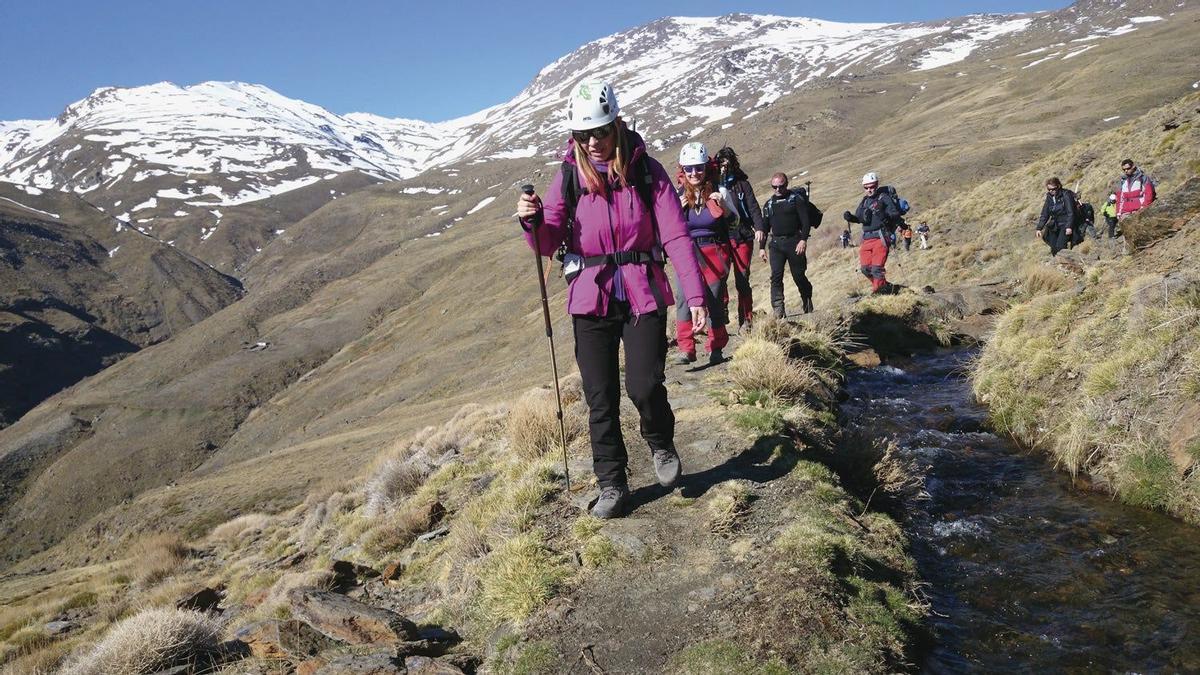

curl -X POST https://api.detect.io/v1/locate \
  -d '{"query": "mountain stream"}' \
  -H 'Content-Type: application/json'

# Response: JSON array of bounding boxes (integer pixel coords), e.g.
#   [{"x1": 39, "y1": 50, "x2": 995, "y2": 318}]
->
[{"x1": 841, "y1": 350, "x2": 1200, "y2": 672}]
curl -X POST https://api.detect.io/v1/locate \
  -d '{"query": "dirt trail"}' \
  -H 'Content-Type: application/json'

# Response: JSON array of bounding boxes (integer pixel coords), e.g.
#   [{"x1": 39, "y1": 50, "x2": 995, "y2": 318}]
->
[{"x1": 522, "y1": 330, "x2": 821, "y2": 673}]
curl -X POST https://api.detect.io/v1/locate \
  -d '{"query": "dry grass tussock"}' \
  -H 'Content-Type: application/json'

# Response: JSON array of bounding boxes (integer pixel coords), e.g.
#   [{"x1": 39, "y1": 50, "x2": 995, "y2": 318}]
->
[
  {"x1": 505, "y1": 387, "x2": 587, "y2": 460},
  {"x1": 130, "y1": 534, "x2": 190, "y2": 586},
  {"x1": 1019, "y1": 263, "x2": 1072, "y2": 297},
  {"x1": 705, "y1": 482, "x2": 753, "y2": 534},
  {"x1": 751, "y1": 317, "x2": 849, "y2": 368},
  {"x1": 207, "y1": 513, "x2": 271, "y2": 545},
  {"x1": 729, "y1": 339, "x2": 819, "y2": 400},
  {"x1": 59, "y1": 608, "x2": 222, "y2": 675},
  {"x1": 364, "y1": 459, "x2": 432, "y2": 518}
]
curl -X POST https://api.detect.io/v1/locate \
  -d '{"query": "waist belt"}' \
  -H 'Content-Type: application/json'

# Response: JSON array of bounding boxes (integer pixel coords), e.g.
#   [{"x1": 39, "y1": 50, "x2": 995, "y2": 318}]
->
[
  {"x1": 862, "y1": 231, "x2": 883, "y2": 240},
  {"x1": 770, "y1": 232, "x2": 801, "y2": 239},
  {"x1": 579, "y1": 249, "x2": 665, "y2": 267},
  {"x1": 691, "y1": 235, "x2": 723, "y2": 246}
]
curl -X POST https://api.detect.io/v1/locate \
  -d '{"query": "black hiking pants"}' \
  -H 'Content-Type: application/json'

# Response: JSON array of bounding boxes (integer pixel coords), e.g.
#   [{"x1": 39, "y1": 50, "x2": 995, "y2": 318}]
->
[
  {"x1": 1106, "y1": 216, "x2": 1118, "y2": 238},
  {"x1": 1043, "y1": 226, "x2": 1068, "y2": 256},
  {"x1": 767, "y1": 235, "x2": 812, "y2": 318},
  {"x1": 573, "y1": 301, "x2": 674, "y2": 488}
]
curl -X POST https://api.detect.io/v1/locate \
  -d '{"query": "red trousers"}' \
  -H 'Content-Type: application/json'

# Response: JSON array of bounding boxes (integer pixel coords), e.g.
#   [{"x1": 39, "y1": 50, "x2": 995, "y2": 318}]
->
[
  {"x1": 676, "y1": 242, "x2": 729, "y2": 356},
  {"x1": 728, "y1": 239, "x2": 754, "y2": 326},
  {"x1": 859, "y1": 237, "x2": 889, "y2": 292}
]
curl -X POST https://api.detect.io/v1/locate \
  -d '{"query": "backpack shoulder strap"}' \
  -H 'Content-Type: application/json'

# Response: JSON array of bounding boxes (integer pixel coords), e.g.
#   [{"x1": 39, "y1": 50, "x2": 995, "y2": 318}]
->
[
  {"x1": 633, "y1": 154, "x2": 655, "y2": 214},
  {"x1": 559, "y1": 161, "x2": 580, "y2": 254}
]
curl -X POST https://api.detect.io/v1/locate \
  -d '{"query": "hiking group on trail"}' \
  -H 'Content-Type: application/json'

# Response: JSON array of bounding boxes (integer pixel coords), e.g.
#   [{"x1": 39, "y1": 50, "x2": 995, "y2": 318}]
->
[
  {"x1": 1036, "y1": 158, "x2": 1155, "y2": 256},
  {"x1": 514, "y1": 80, "x2": 935, "y2": 516}
]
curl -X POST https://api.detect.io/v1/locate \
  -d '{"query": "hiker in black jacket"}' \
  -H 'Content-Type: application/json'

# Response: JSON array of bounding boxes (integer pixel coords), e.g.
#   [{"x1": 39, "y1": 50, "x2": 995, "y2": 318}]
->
[
  {"x1": 716, "y1": 147, "x2": 763, "y2": 331},
  {"x1": 1036, "y1": 177, "x2": 1076, "y2": 256},
  {"x1": 757, "y1": 172, "x2": 815, "y2": 316}
]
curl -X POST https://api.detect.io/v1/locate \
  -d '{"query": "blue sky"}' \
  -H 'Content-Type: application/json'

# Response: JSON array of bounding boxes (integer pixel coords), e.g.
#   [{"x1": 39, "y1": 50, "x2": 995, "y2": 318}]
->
[{"x1": 0, "y1": 0, "x2": 1062, "y2": 122}]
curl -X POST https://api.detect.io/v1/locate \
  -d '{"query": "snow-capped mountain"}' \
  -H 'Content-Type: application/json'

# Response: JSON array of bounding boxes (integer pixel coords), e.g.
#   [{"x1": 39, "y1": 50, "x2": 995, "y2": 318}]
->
[{"x1": 0, "y1": 2, "x2": 1179, "y2": 267}]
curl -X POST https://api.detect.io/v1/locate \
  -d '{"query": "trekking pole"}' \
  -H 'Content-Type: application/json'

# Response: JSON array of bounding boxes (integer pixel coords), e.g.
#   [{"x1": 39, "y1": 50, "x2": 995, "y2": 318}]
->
[
  {"x1": 520, "y1": 184, "x2": 571, "y2": 493},
  {"x1": 804, "y1": 180, "x2": 812, "y2": 199}
]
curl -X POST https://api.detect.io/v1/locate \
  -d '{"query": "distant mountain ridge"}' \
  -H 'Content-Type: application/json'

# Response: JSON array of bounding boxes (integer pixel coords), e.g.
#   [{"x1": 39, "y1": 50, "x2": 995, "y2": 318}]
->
[{"x1": 1, "y1": 5, "x2": 1173, "y2": 200}]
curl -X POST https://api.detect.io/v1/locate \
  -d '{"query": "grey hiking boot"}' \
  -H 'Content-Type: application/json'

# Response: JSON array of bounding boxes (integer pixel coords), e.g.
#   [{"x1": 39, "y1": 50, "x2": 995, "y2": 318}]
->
[
  {"x1": 651, "y1": 446, "x2": 682, "y2": 488},
  {"x1": 591, "y1": 485, "x2": 629, "y2": 519}
]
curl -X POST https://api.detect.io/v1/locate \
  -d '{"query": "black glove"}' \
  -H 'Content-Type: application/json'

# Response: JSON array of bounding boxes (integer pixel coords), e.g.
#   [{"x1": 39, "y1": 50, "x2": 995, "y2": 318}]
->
[{"x1": 843, "y1": 210, "x2": 861, "y2": 224}]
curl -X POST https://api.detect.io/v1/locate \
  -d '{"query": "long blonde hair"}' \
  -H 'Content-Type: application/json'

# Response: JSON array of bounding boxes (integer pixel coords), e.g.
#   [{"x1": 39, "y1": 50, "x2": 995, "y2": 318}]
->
[{"x1": 571, "y1": 119, "x2": 630, "y2": 196}]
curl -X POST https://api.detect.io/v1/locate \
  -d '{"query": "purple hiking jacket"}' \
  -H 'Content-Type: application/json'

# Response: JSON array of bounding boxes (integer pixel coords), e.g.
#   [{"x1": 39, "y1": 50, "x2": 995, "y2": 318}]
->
[{"x1": 523, "y1": 131, "x2": 707, "y2": 318}]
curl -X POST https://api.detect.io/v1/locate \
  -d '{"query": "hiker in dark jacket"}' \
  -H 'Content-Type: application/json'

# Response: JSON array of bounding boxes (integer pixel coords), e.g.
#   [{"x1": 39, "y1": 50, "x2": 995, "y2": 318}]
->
[
  {"x1": 517, "y1": 80, "x2": 708, "y2": 519},
  {"x1": 715, "y1": 146, "x2": 762, "y2": 331},
  {"x1": 676, "y1": 142, "x2": 733, "y2": 364},
  {"x1": 757, "y1": 172, "x2": 815, "y2": 315},
  {"x1": 1036, "y1": 176, "x2": 1076, "y2": 256},
  {"x1": 843, "y1": 172, "x2": 900, "y2": 293},
  {"x1": 841, "y1": 228, "x2": 851, "y2": 248}
]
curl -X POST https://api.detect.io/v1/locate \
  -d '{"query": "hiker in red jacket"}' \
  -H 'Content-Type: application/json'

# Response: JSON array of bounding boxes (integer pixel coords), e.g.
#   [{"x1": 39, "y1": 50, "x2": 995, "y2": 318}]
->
[
  {"x1": 675, "y1": 142, "x2": 734, "y2": 366},
  {"x1": 1115, "y1": 159, "x2": 1155, "y2": 219},
  {"x1": 516, "y1": 80, "x2": 708, "y2": 519}
]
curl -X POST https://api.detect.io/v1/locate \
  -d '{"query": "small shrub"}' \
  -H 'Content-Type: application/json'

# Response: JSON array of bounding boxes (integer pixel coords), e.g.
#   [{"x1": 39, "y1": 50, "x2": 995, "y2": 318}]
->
[{"x1": 60, "y1": 608, "x2": 222, "y2": 675}]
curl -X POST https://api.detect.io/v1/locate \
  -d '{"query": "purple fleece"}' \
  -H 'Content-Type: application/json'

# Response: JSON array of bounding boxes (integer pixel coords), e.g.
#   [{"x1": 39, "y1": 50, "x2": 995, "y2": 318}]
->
[{"x1": 522, "y1": 131, "x2": 706, "y2": 318}]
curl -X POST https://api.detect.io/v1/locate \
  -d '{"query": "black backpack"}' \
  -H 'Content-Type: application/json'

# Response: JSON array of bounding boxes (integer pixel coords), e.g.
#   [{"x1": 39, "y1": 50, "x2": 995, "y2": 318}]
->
[{"x1": 764, "y1": 189, "x2": 823, "y2": 229}]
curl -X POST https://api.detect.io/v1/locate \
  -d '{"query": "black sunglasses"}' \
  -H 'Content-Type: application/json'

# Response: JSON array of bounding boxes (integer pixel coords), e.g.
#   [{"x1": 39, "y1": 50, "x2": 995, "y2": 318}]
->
[
  {"x1": 1122, "y1": 166, "x2": 1135, "y2": 172},
  {"x1": 771, "y1": 184, "x2": 787, "y2": 190},
  {"x1": 571, "y1": 123, "x2": 615, "y2": 144}
]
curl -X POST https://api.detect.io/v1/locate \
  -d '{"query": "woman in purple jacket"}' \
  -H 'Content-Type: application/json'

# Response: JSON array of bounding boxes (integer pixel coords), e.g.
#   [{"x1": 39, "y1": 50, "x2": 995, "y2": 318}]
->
[{"x1": 516, "y1": 80, "x2": 708, "y2": 519}]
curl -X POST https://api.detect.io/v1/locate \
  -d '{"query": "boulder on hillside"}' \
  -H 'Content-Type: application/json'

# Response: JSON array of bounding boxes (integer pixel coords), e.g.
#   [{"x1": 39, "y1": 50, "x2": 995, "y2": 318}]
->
[
  {"x1": 286, "y1": 588, "x2": 420, "y2": 645},
  {"x1": 234, "y1": 619, "x2": 340, "y2": 660}
]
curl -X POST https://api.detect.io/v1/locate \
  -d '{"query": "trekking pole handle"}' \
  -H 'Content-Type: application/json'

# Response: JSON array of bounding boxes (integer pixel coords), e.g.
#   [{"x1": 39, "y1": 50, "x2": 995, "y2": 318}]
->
[{"x1": 521, "y1": 184, "x2": 535, "y2": 195}]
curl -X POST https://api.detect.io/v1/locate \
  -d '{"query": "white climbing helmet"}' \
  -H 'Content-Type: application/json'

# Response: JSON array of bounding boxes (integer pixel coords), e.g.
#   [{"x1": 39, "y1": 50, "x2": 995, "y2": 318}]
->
[
  {"x1": 679, "y1": 142, "x2": 709, "y2": 166},
  {"x1": 1108, "y1": 193, "x2": 1117, "y2": 201},
  {"x1": 565, "y1": 80, "x2": 620, "y2": 131},
  {"x1": 862, "y1": 172, "x2": 880, "y2": 186}
]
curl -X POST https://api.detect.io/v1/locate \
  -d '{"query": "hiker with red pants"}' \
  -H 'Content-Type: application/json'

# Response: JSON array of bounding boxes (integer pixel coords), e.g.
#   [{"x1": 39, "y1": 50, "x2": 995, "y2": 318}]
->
[
  {"x1": 844, "y1": 172, "x2": 901, "y2": 294},
  {"x1": 1115, "y1": 158, "x2": 1156, "y2": 220},
  {"x1": 1036, "y1": 176, "x2": 1076, "y2": 256},
  {"x1": 516, "y1": 80, "x2": 709, "y2": 519},
  {"x1": 714, "y1": 146, "x2": 762, "y2": 332},
  {"x1": 674, "y1": 142, "x2": 733, "y2": 366}
]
